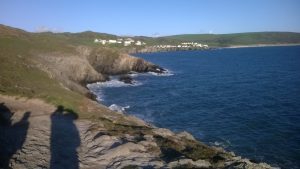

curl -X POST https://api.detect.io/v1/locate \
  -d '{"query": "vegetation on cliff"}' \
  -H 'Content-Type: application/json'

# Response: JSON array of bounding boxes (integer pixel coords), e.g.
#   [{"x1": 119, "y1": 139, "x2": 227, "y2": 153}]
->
[
  {"x1": 0, "y1": 24, "x2": 163, "y2": 113},
  {"x1": 164, "y1": 32, "x2": 300, "y2": 47},
  {"x1": 0, "y1": 24, "x2": 274, "y2": 168}
]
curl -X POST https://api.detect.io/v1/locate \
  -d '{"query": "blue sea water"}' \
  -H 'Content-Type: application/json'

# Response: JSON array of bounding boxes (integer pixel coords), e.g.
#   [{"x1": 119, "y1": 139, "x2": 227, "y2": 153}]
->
[{"x1": 88, "y1": 46, "x2": 300, "y2": 169}]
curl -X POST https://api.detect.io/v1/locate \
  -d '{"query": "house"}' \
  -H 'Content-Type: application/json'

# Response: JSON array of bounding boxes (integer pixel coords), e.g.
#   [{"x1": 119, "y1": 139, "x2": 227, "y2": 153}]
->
[
  {"x1": 196, "y1": 44, "x2": 202, "y2": 47},
  {"x1": 117, "y1": 38, "x2": 123, "y2": 44},
  {"x1": 94, "y1": 39, "x2": 99, "y2": 43},
  {"x1": 135, "y1": 41, "x2": 142, "y2": 46},
  {"x1": 124, "y1": 41, "x2": 132, "y2": 46},
  {"x1": 99, "y1": 39, "x2": 107, "y2": 45},
  {"x1": 108, "y1": 40, "x2": 117, "y2": 44},
  {"x1": 126, "y1": 38, "x2": 135, "y2": 43}
]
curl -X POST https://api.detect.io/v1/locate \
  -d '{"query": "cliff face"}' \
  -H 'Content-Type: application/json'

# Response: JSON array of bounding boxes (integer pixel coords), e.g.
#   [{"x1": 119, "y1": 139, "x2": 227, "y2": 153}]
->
[
  {"x1": 88, "y1": 47, "x2": 165, "y2": 74},
  {"x1": 0, "y1": 95, "x2": 273, "y2": 169},
  {"x1": 0, "y1": 25, "x2": 274, "y2": 169},
  {"x1": 35, "y1": 46, "x2": 164, "y2": 96}
]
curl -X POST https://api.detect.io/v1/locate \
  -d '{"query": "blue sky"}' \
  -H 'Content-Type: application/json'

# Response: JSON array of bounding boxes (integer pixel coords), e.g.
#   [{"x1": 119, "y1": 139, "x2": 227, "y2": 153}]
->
[{"x1": 1, "y1": 0, "x2": 300, "y2": 36}]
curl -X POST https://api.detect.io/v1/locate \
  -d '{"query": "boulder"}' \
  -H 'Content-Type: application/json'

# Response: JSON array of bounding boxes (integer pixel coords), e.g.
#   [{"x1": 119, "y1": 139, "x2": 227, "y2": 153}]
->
[{"x1": 119, "y1": 75, "x2": 134, "y2": 84}]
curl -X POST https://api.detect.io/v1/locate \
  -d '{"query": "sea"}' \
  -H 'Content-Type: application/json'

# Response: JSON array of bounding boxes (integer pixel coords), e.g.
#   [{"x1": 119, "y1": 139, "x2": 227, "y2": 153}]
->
[{"x1": 87, "y1": 46, "x2": 300, "y2": 169}]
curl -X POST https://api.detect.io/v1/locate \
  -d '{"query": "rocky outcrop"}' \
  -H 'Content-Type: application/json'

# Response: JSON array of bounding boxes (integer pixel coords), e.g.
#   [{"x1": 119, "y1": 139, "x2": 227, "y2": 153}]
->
[
  {"x1": 0, "y1": 95, "x2": 274, "y2": 169},
  {"x1": 119, "y1": 75, "x2": 134, "y2": 84},
  {"x1": 88, "y1": 47, "x2": 165, "y2": 75},
  {"x1": 34, "y1": 46, "x2": 164, "y2": 96}
]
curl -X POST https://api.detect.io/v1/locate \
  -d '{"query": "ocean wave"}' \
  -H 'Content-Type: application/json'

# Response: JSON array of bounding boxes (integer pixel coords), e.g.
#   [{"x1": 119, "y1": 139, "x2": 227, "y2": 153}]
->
[
  {"x1": 108, "y1": 104, "x2": 130, "y2": 113},
  {"x1": 87, "y1": 69, "x2": 173, "y2": 101},
  {"x1": 87, "y1": 78, "x2": 142, "y2": 101},
  {"x1": 210, "y1": 140, "x2": 231, "y2": 148},
  {"x1": 128, "y1": 71, "x2": 139, "y2": 77},
  {"x1": 148, "y1": 69, "x2": 174, "y2": 76},
  {"x1": 88, "y1": 79, "x2": 142, "y2": 88}
]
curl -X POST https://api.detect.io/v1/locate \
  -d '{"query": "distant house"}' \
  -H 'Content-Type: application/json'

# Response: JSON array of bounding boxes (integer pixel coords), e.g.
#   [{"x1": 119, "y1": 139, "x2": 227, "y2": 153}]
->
[
  {"x1": 108, "y1": 40, "x2": 117, "y2": 44},
  {"x1": 126, "y1": 38, "x2": 134, "y2": 42},
  {"x1": 135, "y1": 41, "x2": 142, "y2": 46},
  {"x1": 94, "y1": 38, "x2": 147, "y2": 47},
  {"x1": 117, "y1": 38, "x2": 123, "y2": 44},
  {"x1": 196, "y1": 44, "x2": 202, "y2": 47},
  {"x1": 99, "y1": 39, "x2": 107, "y2": 45},
  {"x1": 124, "y1": 41, "x2": 132, "y2": 46}
]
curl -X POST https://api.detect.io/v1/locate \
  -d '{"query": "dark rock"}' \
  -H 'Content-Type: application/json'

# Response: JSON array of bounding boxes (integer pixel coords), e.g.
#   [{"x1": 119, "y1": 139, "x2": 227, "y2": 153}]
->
[
  {"x1": 119, "y1": 75, "x2": 134, "y2": 84},
  {"x1": 148, "y1": 65, "x2": 166, "y2": 74},
  {"x1": 85, "y1": 92, "x2": 97, "y2": 101}
]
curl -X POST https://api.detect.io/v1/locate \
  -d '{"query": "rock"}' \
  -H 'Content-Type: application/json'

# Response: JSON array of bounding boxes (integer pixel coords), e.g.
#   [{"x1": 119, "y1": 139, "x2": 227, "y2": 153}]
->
[
  {"x1": 0, "y1": 95, "x2": 275, "y2": 169},
  {"x1": 152, "y1": 128, "x2": 174, "y2": 137},
  {"x1": 119, "y1": 75, "x2": 134, "y2": 84},
  {"x1": 176, "y1": 131, "x2": 196, "y2": 141},
  {"x1": 147, "y1": 65, "x2": 166, "y2": 74},
  {"x1": 167, "y1": 159, "x2": 211, "y2": 168}
]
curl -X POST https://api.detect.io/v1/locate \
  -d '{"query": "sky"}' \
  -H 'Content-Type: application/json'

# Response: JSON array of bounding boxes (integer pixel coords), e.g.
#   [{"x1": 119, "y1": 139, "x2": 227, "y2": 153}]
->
[{"x1": 1, "y1": 0, "x2": 300, "y2": 36}]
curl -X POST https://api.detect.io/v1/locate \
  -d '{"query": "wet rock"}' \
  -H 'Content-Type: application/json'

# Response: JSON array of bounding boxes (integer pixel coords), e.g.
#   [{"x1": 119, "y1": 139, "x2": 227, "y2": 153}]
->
[
  {"x1": 119, "y1": 75, "x2": 134, "y2": 84},
  {"x1": 148, "y1": 65, "x2": 166, "y2": 74}
]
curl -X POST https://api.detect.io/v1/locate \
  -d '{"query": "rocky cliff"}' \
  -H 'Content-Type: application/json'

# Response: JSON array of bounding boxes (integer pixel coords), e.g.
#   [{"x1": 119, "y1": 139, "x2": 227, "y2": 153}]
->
[
  {"x1": 0, "y1": 25, "x2": 274, "y2": 169},
  {"x1": 0, "y1": 95, "x2": 273, "y2": 169},
  {"x1": 34, "y1": 46, "x2": 165, "y2": 97}
]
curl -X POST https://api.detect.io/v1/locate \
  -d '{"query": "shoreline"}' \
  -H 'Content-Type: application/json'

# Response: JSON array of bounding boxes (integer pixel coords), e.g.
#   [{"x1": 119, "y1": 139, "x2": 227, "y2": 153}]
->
[
  {"x1": 218, "y1": 43, "x2": 300, "y2": 49},
  {"x1": 133, "y1": 43, "x2": 300, "y2": 54}
]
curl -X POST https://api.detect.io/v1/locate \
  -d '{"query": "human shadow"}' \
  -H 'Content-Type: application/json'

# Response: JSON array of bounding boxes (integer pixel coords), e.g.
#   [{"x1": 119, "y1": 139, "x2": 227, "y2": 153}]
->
[
  {"x1": 50, "y1": 105, "x2": 80, "y2": 169},
  {"x1": 0, "y1": 103, "x2": 30, "y2": 169}
]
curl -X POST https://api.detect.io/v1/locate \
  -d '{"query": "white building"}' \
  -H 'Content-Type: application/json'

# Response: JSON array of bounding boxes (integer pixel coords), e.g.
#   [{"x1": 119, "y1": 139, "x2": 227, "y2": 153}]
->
[
  {"x1": 135, "y1": 41, "x2": 142, "y2": 46},
  {"x1": 126, "y1": 38, "x2": 135, "y2": 42},
  {"x1": 108, "y1": 40, "x2": 117, "y2": 44},
  {"x1": 99, "y1": 39, "x2": 107, "y2": 45},
  {"x1": 124, "y1": 41, "x2": 132, "y2": 46},
  {"x1": 94, "y1": 39, "x2": 99, "y2": 43},
  {"x1": 117, "y1": 38, "x2": 123, "y2": 44}
]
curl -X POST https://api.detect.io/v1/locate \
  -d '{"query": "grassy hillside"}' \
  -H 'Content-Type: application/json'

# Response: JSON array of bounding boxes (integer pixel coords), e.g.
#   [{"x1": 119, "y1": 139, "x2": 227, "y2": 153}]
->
[
  {"x1": 0, "y1": 25, "x2": 84, "y2": 112},
  {"x1": 0, "y1": 24, "x2": 160, "y2": 113},
  {"x1": 164, "y1": 32, "x2": 300, "y2": 47}
]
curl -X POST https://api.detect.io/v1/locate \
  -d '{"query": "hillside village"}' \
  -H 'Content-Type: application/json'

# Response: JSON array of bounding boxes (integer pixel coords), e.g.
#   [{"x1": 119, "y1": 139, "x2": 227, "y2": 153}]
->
[
  {"x1": 94, "y1": 38, "x2": 209, "y2": 49},
  {"x1": 153, "y1": 42, "x2": 208, "y2": 49},
  {"x1": 94, "y1": 38, "x2": 146, "y2": 46}
]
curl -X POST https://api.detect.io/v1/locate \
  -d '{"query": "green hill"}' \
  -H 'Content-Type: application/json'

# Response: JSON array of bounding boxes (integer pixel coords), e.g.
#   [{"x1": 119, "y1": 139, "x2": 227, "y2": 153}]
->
[{"x1": 163, "y1": 32, "x2": 300, "y2": 47}]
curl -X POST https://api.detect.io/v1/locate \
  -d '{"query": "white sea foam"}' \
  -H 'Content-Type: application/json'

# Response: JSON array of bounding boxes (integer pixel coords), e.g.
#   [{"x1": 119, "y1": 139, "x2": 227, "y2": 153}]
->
[
  {"x1": 148, "y1": 69, "x2": 174, "y2": 76},
  {"x1": 89, "y1": 79, "x2": 142, "y2": 88},
  {"x1": 210, "y1": 140, "x2": 231, "y2": 148},
  {"x1": 128, "y1": 71, "x2": 139, "y2": 77},
  {"x1": 108, "y1": 104, "x2": 130, "y2": 113},
  {"x1": 87, "y1": 78, "x2": 142, "y2": 101},
  {"x1": 87, "y1": 69, "x2": 173, "y2": 101}
]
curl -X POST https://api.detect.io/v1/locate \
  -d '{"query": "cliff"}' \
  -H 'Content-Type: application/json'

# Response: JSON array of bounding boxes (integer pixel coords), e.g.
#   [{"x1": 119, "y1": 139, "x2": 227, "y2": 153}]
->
[
  {"x1": 34, "y1": 46, "x2": 164, "y2": 96},
  {"x1": 0, "y1": 25, "x2": 273, "y2": 169}
]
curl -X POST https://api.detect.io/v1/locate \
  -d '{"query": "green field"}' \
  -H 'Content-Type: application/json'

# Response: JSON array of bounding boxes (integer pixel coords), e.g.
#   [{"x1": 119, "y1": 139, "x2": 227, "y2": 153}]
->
[{"x1": 163, "y1": 32, "x2": 300, "y2": 47}]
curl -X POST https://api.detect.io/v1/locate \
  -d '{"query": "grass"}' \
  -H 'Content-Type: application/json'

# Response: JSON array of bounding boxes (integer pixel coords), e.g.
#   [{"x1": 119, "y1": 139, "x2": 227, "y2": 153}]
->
[
  {"x1": 164, "y1": 32, "x2": 300, "y2": 47},
  {"x1": 0, "y1": 32, "x2": 83, "y2": 113}
]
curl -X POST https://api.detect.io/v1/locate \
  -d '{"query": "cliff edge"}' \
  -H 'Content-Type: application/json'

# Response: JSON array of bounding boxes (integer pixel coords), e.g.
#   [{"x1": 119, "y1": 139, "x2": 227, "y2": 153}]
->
[{"x1": 0, "y1": 25, "x2": 274, "y2": 169}]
